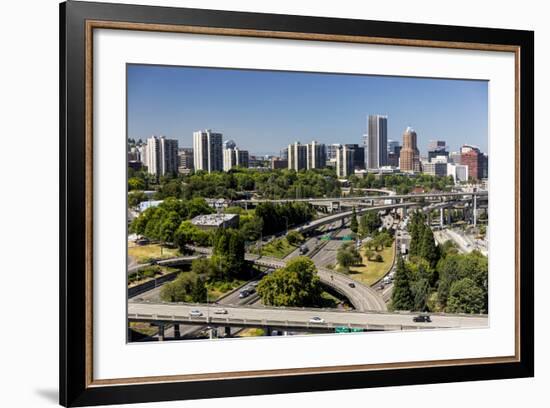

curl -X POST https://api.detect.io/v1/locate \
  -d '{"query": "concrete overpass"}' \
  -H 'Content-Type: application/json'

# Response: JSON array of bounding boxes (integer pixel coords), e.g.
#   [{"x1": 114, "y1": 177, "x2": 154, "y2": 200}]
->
[
  {"x1": 128, "y1": 301, "x2": 488, "y2": 334},
  {"x1": 233, "y1": 190, "x2": 488, "y2": 206},
  {"x1": 128, "y1": 255, "x2": 204, "y2": 274}
]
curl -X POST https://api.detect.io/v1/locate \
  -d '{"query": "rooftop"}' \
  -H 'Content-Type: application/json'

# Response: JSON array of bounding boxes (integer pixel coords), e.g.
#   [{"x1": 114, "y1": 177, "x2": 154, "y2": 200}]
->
[{"x1": 191, "y1": 213, "x2": 238, "y2": 227}]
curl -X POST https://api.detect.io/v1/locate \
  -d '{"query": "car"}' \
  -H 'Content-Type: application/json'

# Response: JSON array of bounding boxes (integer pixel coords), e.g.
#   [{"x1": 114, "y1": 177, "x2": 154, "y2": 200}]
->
[
  {"x1": 413, "y1": 315, "x2": 432, "y2": 323},
  {"x1": 249, "y1": 281, "x2": 259, "y2": 287},
  {"x1": 348, "y1": 282, "x2": 356, "y2": 288},
  {"x1": 239, "y1": 290, "x2": 250, "y2": 299},
  {"x1": 309, "y1": 317, "x2": 325, "y2": 324},
  {"x1": 214, "y1": 308, "x2": 228, "y2": 314},
  {"x1": 189, "y1": 310, "x2": 203, "y2": 317}
]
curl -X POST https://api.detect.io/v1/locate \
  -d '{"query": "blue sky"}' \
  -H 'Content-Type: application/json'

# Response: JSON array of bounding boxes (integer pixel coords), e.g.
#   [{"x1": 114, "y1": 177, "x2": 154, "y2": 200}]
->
[{"x1": 127, "y1": 64, "x2": 488, "y2": 155}]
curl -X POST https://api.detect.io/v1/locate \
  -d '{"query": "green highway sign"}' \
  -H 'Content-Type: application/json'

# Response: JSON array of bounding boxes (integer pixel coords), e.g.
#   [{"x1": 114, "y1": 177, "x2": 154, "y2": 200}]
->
[
  {"x1": 335, "y1": 327, "x2": 350, "y2": 333},
  {"x1": 342, "y1": 235, "x2": 354, "y2": 241},
  {"x1": 320, "y1": 234, "x2": 331, "y2": 241},
  {"x1": 350, "y1": 328, "x2": 364, "y2": 333}
]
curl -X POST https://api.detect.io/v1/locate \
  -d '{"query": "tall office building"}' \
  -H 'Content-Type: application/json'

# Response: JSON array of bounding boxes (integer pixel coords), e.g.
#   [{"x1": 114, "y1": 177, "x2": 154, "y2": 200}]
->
[
  {"x1": 144, "y1": 135, "x2": 179, "y2": 177},
  {"x1": 427, "y1": 140, "x2": 448, "y2": 162},
  {"x1": 178, "y1": 147, "x2": 194, "y2": 174},
  {"x1": 447, "y1": 163, "x2": 469, "y2": 183},
  {"x1": 400, "y1": 127, "x2": 421, "y2": 172},
  {"x1": 460, "y1": 145, "x2": 484, "y2": 180},
  {"x1": 306, "y1": 141, "x2": 326, "y2": 169},
  {"x1": 288, "y1": 142, "x2": 308, "y2": 171},
  {"x1": 366, "y1": 115, "x2": 388, "y2": 169},
  {"x1": 344, "y1": 144, "x2": 365, "y2": 170},
  {"x1": 387, "y1": 139, "x2": 400, "y2": 154},
  {"x1": 326, "y1": 143, "x2": 341, "y2": 161},
  {"x1": 336, "y1": 144, "x2": 354, "y2": 178},
  {"x1": 193, "y1": 130, "x2": 223, "y2": 173},
  {"x1": 223, "y1": 147, "x2": 249, "y2": 171}
]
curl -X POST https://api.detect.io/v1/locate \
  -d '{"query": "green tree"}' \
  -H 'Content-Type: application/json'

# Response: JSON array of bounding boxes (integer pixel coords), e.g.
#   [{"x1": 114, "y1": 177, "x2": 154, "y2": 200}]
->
[
  {"x1": 391, "y1": 256, "x2": 414, "y2": 310},
  {"x1": 411, "y1": 278, "x2": 431, "y2": 311},
  {"x1": 420, "y1": 226, "x2": 439, "y2": 267},
  {"x1": 286, "y1": 230, "x2": 304, "y2": 246},
  {"x1": 128, "y1": 177, "x2": 145, "y2": 191},
  {"x1": 359, "y1": 211, "x2": 381, "y2": 236},
  {"x1": 257, "y1": 257, "x2": 322, "y2": 307},
  {"x1": 160, "y1": 272, "x2": 205, "y2": 303},
  {"x1": 446, "y1": 278, "x2": 486, "y2": 314},
  {"x1": 128, "y1": 191, "x2": 147, "y2": 208},
  {"x1": 350, "y1": 207, "x2": 359, "y2": 233}
]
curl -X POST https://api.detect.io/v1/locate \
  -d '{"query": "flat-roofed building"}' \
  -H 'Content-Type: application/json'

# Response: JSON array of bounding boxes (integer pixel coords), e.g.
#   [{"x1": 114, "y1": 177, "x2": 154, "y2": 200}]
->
[{"x1": 190, "y1": 213, "x2": 240, "y2": 230}]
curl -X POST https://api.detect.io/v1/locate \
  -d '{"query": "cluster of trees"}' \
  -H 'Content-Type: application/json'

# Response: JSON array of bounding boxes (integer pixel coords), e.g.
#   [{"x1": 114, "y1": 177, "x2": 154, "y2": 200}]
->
[
  {"x1": 160, "y1": 271, "x2": 207, "y2": 303},
  {"x1": 349, "y1": 173, "x2": 455, "y2": 194},
  {"x1": 408, "y1": 212, "x2": 439, "y2": 267},
  {"x1": 359, "y1": 211, "x2": 382, "y2": 237},
  {"x1": 130, "y1": 168, "x2": 343, "y2": 202},
  {"x1": 336, "y1": 243, "x2": 362, "y2": 272},
  {"x1": 391, "y1": 211, "x2": 488, "y2": 314},
  {"x1": 255, "y1": 202, "x2": 315, "y2": 236},
  {"x1": 130, "y1": 197, "x2": 213, "y2": 244},
  {"x1": 257, "y1": 257, "x2": 322, "y2": 307}
]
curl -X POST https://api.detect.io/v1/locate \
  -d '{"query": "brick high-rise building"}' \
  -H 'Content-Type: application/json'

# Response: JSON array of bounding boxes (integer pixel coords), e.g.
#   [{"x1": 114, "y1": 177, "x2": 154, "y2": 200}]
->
[
  {"x1": 399, "y1": 127, "x2": 420, "y2": 172},
  {"x1": 460, "y1": 145, "x2": 484, "y2": 180}
]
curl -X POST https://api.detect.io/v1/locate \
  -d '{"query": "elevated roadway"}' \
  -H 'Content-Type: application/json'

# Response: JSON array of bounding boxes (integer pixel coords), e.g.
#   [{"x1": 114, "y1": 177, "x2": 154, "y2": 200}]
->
[{"x1": 128, "y1": 302, "x2": 488, "y2": 333}]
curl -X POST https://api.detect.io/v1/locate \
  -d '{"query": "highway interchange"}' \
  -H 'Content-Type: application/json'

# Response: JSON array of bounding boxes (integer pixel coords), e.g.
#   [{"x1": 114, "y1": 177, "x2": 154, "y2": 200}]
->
[{"x1": 128, "y1": 190, "x2": 489, "y2": 340}]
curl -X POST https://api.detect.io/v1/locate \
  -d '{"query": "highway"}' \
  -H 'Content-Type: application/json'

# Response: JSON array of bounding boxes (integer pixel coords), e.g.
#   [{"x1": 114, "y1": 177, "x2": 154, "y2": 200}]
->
[
  {"x1": 234, "y1": 190, "x2": 488, "y2": 205},
  {"x1": 128, "y1": 301, "x2": 488, "y2": 332}
]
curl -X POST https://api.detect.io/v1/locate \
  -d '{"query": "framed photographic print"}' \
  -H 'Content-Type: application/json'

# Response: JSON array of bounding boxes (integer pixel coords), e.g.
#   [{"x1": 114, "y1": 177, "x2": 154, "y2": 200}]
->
[{"x1": 59, "y1": 0, "x2": 534, "y2": 406}]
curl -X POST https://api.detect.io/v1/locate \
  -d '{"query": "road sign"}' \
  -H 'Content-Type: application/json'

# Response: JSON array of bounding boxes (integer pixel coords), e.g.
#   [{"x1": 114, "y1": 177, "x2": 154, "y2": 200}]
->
[
  {"x1": 335, "y1": 327, "x2": 350, "y2": 333},
  {"x1": 342, "y1": 235, "x2": 353, "y2": 241},
  {"x1": 350, "y1": 328, "x2": 364, "y2": 333},
  {"x1": 320, "y1": 234, "x2": 331, "y2": 241}
]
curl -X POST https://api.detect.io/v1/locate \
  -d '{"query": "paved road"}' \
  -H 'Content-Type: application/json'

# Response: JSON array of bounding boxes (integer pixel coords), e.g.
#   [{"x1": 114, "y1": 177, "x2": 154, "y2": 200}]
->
[{"x1": 128, "y1": 302, "x2": 488, "y2": 331}]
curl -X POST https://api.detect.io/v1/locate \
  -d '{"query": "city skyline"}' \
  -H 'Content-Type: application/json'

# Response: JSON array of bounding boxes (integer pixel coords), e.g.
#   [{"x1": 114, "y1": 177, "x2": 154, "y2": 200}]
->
[{"x1": 127, "y1": 65, "x2": 489, "y2": 155}]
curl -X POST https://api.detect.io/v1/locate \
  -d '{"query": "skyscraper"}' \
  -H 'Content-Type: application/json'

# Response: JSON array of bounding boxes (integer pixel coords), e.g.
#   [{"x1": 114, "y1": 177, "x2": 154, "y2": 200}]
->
[
  {"x1": 427, "y1": 140, "x2": 448, "y2": 162},
  {"x1": 400, "y1": 127, "x2": 421, "y2": 172},
  {"x1": 460, "y1": 145, "x2": 484, "y2": 180},
  {"x1": 288, "y1": 142, "x2": 308, "y2": 171},
  {"x1": 387, "y1": 139, "x2": 400, "y2": 154},
  {"x1": 144, "y1": 135, "x2": 179, "y2": 177},
  {"x1": 345, "y1": 144, "x2": 365, "y2": 170},
  {"x1": 366, "y1": 115, "x2": 388, "y2": 169},
  {"x1": 177, "y1": 147, "x2": 194, "y2": 175},
  {"x1": 223, "y1": 147, "x2": 249, "y2": 171},
  {"x1": 193, "y1": 130, "x2": 223, "y2": 173},
  {"x1": 306, "y1": 141, "x2": 327, "y2": 169},
  {"x1": 336, "y1": 144, "x2": 354, "y2": 178}
]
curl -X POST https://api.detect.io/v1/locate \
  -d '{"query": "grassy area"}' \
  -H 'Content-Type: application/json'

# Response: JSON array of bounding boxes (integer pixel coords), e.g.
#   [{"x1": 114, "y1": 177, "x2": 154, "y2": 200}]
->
[
  {"x1": 128, "y1": 243, "x2": 180, "y2": 264},
  {"x1": 237, "y1": 328, "x2": 265, "y2": 337},
  {"x1": 127, "y1": 266, "x2": 179, "y2": 287},
  {"x1": 259, "y1": 237, "x2": 297, "y2": 259},
  {"x1": 129, "y1": 322, "x2": 157, "y2": 337},
  {"x1": 206, "y1": 279, "x2": 246, "y2": 300},
  {"x1": 348, "y1": 241, "x2": 395, "y2": 286}
]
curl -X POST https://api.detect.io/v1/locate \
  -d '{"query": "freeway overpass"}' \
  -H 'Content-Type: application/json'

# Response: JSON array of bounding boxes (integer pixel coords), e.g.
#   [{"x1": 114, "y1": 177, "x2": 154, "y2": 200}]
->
[
  {"x1": 233, "y1": 190, "x2": 488, "y2": 206},
  {"x1": 128, "y1": 255, "x2": 203, "y2": 274},
  {"x1": 128, "y1": 302, "x2": 488, "y2": 334}
]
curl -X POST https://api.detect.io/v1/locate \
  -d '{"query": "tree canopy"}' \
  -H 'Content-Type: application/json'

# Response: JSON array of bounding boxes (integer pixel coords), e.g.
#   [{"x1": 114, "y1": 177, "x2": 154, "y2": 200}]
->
[{"x1": 257, "y1": 257, "x2": 322, "y2": 307}]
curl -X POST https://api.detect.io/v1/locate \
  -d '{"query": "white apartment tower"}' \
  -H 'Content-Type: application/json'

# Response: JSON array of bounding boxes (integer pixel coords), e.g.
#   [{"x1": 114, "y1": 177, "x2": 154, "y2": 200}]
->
[
  {"x1": 193, "y1": 130, "x2": 223, "y2": 173},
  {"x1": 223, "y1": 147, "x2": 249, "y2": 171},
  {"x1": 336, "y1": 144, "x2": 354, "y2": 178},
  {"x1": 144, "y1": 135, "x2": 179, "y2": 177},
  {"x1": 366, "y1": 115, "x2": 388, "y2": 169},
  {"x1": 288, "y1": 142, "x2": 308, "y2": 171},
  {"x1": 306, "y1": 140, "x2": 326, "y2": 169}
]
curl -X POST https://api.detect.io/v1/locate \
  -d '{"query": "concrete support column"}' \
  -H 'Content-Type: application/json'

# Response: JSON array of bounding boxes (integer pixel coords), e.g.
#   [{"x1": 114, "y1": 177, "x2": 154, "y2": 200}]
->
[
  {"x1": 174, "y1": 324, "x2": 180, "y2": 339},
  {"x1": 158, "y1": 324, "x2": 165, "y2": 342},
  {"x1": 473, "y1": 195, "x2": 477, "y2": 226},
  {"x1": 440, "y1": 208, "x2": 444, "y2": 228},
  {"x1": 447, "y1": 209, "x2": 452, "y2": 225}
]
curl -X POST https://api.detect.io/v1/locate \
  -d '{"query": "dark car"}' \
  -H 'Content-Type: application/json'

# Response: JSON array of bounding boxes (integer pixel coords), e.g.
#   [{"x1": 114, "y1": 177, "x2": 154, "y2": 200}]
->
[
  {"x1": 348, "y1": 282, "x2": 356, "y2": 288},
  {"x1": 413, "y1": 315, "x2": 432, "y2": 323}
]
